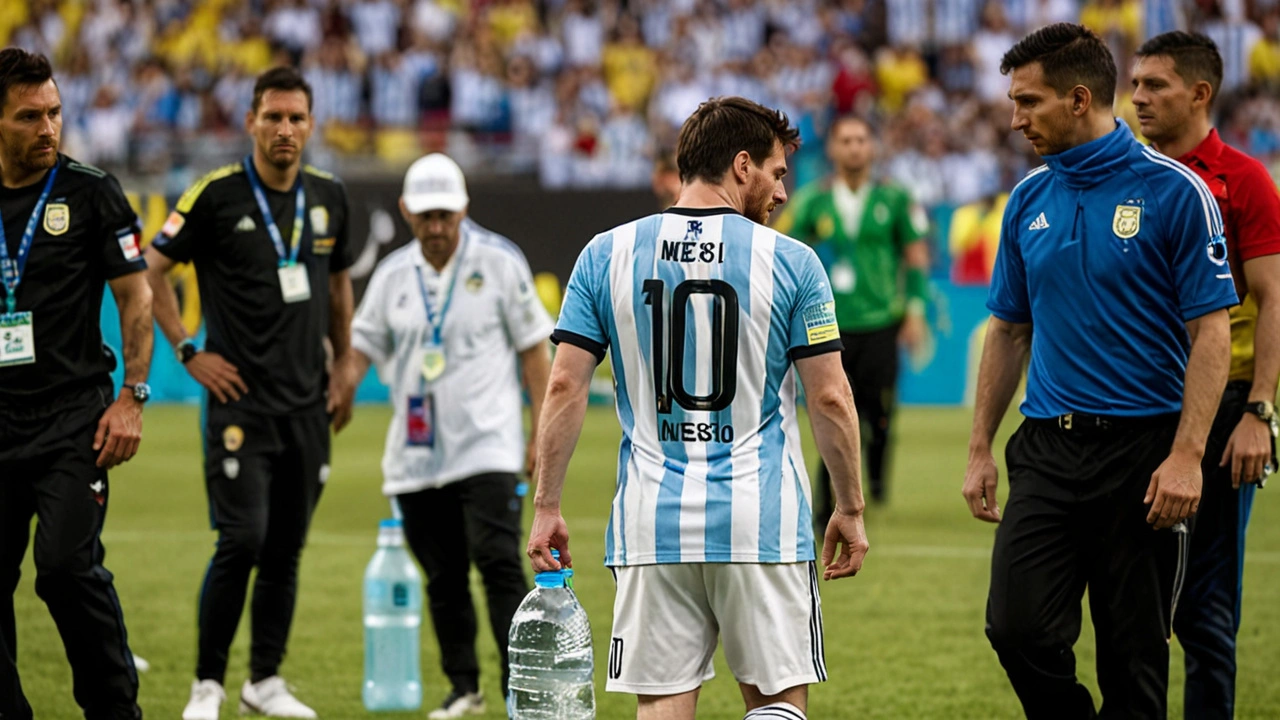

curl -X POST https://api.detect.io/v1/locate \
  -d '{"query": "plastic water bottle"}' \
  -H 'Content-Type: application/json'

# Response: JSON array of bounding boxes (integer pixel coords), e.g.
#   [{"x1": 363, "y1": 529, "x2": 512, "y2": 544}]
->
[
  {"x1": 362, "y1": 519, "x2": 423, "y2": 710},
  {"x1": 507, "y1": 550, "x2": 596, "y2": 719}
]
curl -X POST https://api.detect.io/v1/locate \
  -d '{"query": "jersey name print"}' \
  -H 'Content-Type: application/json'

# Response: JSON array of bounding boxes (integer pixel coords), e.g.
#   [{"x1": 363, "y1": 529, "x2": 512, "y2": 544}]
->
[{"x1": 553, "y1": 208, "x2": 842, "y2": 567}]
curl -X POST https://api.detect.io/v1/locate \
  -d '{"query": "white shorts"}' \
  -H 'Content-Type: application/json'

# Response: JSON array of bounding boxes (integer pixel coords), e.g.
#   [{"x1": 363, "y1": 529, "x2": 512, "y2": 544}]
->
[{"x1": 605, "y1": 562, "x2": 826, "y2": 697}]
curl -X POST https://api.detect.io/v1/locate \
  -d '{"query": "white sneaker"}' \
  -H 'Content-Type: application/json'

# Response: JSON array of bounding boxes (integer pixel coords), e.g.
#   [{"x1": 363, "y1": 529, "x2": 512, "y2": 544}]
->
[
  {"x1": 132, "y1": 654, "x2": 150, "y2": 673},
  {"x1": 238, "y1": 676, "x2": 318, "y2": 718},
  {"x1": 182, "y1": 679, "x2": 226, "y2": 720},
  {"x1": 427, "y1": 690, "x2": 485, "y2": 719}
]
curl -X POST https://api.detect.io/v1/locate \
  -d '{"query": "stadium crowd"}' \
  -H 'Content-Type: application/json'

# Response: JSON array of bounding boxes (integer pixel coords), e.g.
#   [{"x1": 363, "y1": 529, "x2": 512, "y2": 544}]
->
[{"x1": 1, "y1": 0, "x2": 1277, "y2": 197}]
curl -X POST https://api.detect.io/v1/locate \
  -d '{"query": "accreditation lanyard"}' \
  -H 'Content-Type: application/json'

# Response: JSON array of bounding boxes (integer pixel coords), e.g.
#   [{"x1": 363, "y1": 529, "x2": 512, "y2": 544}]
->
[
  {"x1": 0, "y1": 165, "x2": 60, "y2": 314},
  {"x1": 414, "y1": 237, "x2": 468, "y2": 348},
  {"x1": 243, "y1": 156, "x2": 305, "y2": 268}
]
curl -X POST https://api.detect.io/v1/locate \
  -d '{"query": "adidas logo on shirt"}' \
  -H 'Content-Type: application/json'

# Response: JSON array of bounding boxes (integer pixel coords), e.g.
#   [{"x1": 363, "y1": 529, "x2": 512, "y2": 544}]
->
[
  {"x1": 235, "y1": 215, "x2": 257, "y2": 232},
  {"x1": 1028, "y1": 212, "x2": 1050, "y2": 231}
]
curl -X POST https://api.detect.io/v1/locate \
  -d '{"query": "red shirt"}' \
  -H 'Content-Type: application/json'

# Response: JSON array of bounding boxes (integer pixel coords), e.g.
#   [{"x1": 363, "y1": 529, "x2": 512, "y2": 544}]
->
[
  {"x1": 1177, "y1": 128, "x2": 1280, "y2": 296},
  {"x1": 1176, "y1": 128, "x2": 1280, "y2": 380}
]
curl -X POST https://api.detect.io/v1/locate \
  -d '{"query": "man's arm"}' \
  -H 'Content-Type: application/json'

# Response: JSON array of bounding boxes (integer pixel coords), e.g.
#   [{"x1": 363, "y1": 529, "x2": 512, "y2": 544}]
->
[
  {"x1": 327, "y1": 269, "x2": 356, "y2": 431},
  {"x1": 1222, "y1": 255, "x2": 1280, "y2": 486},
  {"x1": 141, "y1": 245, "x2": 187, "y2": 348},
  {"x1": 143, "y1": 245, "x2": 247, "y2": 403},
  {"x1": 796, "y1": 351, "x2": 869, "y2": 580},
  {"x1": 526, "y1": 343, "x2": 596, "y2": 573},
  {"x1": 95, "y1": 272, "x2": 153, "y2": 469},
  {"x1": 899, "y1": 239, "x2": 930, "y2": 350},
  {"x1": 962, "y1": 317, "x2": 1033, "y2": 523},
  {"x1": 519, "y1": 340, "x2": 552, "y2": 478},
  {"x1": 1145, "y1": 309, "x2": 1231, "y2": 528}
]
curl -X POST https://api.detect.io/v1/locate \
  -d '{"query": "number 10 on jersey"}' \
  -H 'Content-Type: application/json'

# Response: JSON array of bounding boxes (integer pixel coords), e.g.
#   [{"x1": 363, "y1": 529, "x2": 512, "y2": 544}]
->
[{"x1": 642, "y1": 279, "x2": 740, "y2": 414}]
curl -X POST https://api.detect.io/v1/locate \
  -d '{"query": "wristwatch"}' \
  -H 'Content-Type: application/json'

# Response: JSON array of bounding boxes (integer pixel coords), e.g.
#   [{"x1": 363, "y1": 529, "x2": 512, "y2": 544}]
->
[
  {"x1": 176, "y1": 338, "x2": 200, "y2": 364},
  {"x1": 123, "y1": 382, "x2": 151, "y2": 404},
  {"x1": 1244, "y1": 401, "x2": 1279, "y2": 438}
]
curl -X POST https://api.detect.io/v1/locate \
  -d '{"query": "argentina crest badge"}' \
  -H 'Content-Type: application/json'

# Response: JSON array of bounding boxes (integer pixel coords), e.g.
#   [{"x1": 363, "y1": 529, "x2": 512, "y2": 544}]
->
[
  {"x1": 309, "y1": 206, "x2": 329, "y2": 236},
  {"x1": 43, "y1": 203, "x2": 69, "y2": 235},
  {"x1": 1113, "y1": 204, "x2": 1141, "y2": 239}
]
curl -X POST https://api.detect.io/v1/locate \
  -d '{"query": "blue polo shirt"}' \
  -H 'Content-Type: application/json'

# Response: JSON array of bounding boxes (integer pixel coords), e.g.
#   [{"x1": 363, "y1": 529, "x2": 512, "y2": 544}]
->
[{"x1": 988, "y1": 123, "x2": 1238, "y2": 418}]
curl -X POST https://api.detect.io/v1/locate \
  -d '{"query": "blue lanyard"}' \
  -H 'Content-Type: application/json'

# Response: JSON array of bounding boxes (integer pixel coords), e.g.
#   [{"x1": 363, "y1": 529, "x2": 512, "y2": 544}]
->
[
  {"x1": 414, "y1": 236, "x2": 468, "y2": 346},
  {"x1": 0, "y1": 165, "x2": 60, "y2": 314},
  {"x1": 243, "y1": 156, "x2": 304, "y2": 267}
]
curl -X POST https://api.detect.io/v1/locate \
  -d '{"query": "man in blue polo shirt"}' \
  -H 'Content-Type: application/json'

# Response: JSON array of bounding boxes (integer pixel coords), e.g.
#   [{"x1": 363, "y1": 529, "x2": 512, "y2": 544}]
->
[{"x1": 961, "y1": 24, "x2": 1236, "y2": 718}]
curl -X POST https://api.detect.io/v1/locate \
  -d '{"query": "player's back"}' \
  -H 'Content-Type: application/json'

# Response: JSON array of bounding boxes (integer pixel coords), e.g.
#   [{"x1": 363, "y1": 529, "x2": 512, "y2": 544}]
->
[{"x1": 556, "y1": 207, "x2": 841, "y2": 567}]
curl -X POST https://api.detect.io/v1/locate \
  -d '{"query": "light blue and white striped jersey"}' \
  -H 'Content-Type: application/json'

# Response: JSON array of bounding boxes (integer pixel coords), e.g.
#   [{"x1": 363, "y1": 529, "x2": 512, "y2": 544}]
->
[{"x1": 553, "y1": 208, "x2": 843, "y2": 567}]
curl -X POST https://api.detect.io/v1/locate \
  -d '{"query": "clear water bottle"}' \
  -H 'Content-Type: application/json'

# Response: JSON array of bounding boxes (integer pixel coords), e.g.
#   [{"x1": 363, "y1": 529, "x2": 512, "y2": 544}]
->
[
  {"x1": 362, "y1": 518, "x2": 423, "y2": 710},
  {"x1": 507, "y1": 550, "x2": 595, "y2": 720}
]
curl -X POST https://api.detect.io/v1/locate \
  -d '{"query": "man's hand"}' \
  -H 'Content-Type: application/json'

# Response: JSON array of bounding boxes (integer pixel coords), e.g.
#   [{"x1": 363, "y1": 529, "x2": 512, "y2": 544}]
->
[
  {"x1": 185, "y1": 352, "x2": 248, "y2": 403},
  {"x1": 327, "y1": 355, "x2": 356, "y2": 432},
  {"x1": 94, "y1": 395, "x2": 143, "y2": 469},
  {"x1": 527, "y1": 506, "x2": 571, "y2": 572},
  {"x1": 962, "y1": 450, "x2": 1002, "y2": 522},
  {"x1": 899, "y1": 312, "x2": 927, "y2": 354},
  {"x1": 1221, "y1": 415, "x2": 1274, "y2": 488},
  {"x1": 821, "y1": 508, "x2": 869, "y2": 580},
  {"x1": 1145, "y1": 449, "x2": 1203, "y2": 529}
]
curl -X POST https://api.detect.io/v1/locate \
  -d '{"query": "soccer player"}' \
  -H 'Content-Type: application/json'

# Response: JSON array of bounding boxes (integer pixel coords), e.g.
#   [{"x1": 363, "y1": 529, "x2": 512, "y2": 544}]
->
[
  {"x1": 774, "y1": 115, "x2": 929, "y2": 510},
  {"x1": 527, "y1": 96, "x2": 870, "y2": 720},
  {"x1": 347, "y1": 153, "x2": 553, "y2": 718},
  {"x1": 963, "y1": 24, "x2": 1235, "y2": 717},
  {"x1": 0, "y1": 47, "x2": 153, "y2": 720},
  {"x1": 1132, "y1": 31, "x2": 1280, "y2": 718},
  {"x1": 143, "y1": 67, "x2": 356, "y2": 719}
]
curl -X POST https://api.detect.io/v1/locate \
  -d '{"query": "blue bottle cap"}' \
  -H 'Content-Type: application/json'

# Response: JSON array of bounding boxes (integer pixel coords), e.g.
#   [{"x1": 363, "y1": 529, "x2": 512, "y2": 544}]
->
[{"x1": 534, "y1": 549, "x2": 570, "y2": 588}]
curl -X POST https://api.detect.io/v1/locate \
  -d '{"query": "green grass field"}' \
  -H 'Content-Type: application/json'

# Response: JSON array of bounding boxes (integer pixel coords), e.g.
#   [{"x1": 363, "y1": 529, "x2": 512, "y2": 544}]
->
[{"x1": 14, "y1": 405, "x2": 1280, "y2": 718}]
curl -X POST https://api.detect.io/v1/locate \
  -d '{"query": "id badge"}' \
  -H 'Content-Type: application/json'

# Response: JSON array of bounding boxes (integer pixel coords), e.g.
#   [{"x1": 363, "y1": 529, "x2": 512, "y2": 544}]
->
[
  {"x1": 0, "y1": 312, "x2": 35, "y2": 367},
  {"x1": 830, "y1": 261, "x2": 856, "y2": 294},
  {"x1": 278, "y1": 264, "x2": 311, "y2": 303},
  {"x1": 421, "y1": 344, "x2": 446, "y2": 382},
  {"x1": 406, "y1": 394, "x2": 436, "y2": 447}
]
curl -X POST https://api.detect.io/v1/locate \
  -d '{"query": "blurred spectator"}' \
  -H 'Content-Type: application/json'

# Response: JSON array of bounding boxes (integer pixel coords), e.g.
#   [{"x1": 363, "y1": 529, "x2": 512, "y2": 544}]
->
[
  {"x1": 349, "y1": 0, "x2": 403, "y2": 57},
  {"x1": 973, "y1": 1, "x2": 1019, "y2": 102},
  {"x1": 602, "y1": 14, "x2": 658, "y2": 111},
  {"x1": 1202, "y1": 0, "x2": 1264, "y2": 91},
  {"x1": 561, "y1": 0, "x2": 605, "y2": 68},
  {"x1": 85, "y1": 84, "x2": 133, "y2": 170},
  {"x1": 265, "y1": 0, "x2": 323, "y2": 57},
  {"x1": 1252, "y1": 10, "x2": 1280, "y2": 87},
  {"x1": 371, "y1": 52, "x2": 424, "y2": 129}
]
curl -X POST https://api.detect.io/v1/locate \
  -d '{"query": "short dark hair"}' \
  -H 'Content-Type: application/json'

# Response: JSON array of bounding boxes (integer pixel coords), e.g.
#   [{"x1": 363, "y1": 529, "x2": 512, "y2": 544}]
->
[
  {"x1": 250, "y1": 66, "x2": 312, "y2": 113},
  {"x1": 1136, "y1": 32, "x2": 1223, "y2": 107},
  {"x1": 1000, "y1": 23, "x2": 1117, "y2": 107},
  {"x1": 0, "y1": 48, "x2": 54, "y2": 112},
  {"x1": 828, "y1": 114, "x2": 874, "y2": 138},
  {"x1": 676, "y1": 96, "x2": 800, "y2": 185}
]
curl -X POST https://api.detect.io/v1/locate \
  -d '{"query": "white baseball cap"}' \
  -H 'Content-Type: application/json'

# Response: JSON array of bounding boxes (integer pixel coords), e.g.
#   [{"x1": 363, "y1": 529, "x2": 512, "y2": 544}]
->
[{"x1": 402, "y1": 153, "x2": 469, "y2": 214}]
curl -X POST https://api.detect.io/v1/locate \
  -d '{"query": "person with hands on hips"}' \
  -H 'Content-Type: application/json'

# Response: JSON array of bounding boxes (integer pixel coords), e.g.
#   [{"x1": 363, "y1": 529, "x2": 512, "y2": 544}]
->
[
  {"x1": 345, "y1": 153, "x2": 553, "y2": 720},
  {"x1": 144, "y1": 66, "x2": 356, "y2": 720},
  {"x1": 963, "y1": 24, "x2": 1235, "y2": 719}
]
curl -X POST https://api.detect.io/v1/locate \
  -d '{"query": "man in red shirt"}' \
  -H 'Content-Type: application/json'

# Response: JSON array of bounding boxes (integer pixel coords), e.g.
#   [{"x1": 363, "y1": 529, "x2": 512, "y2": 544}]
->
[{"x1": 1133, "y1": 31, "x2": 1280, "y2": 719}]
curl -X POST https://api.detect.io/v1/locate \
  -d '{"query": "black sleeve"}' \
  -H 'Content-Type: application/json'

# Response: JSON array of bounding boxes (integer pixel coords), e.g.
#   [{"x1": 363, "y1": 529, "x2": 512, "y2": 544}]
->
[
  {"x1": 330, "y1": 182, "x2": 355, "y2": 273},
  {"x1": 96, "y1": 174, "x2": 147, "y2": 279},
  {"x1": 151, "y1": 178, "x2": 214, "y2": 264}
]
